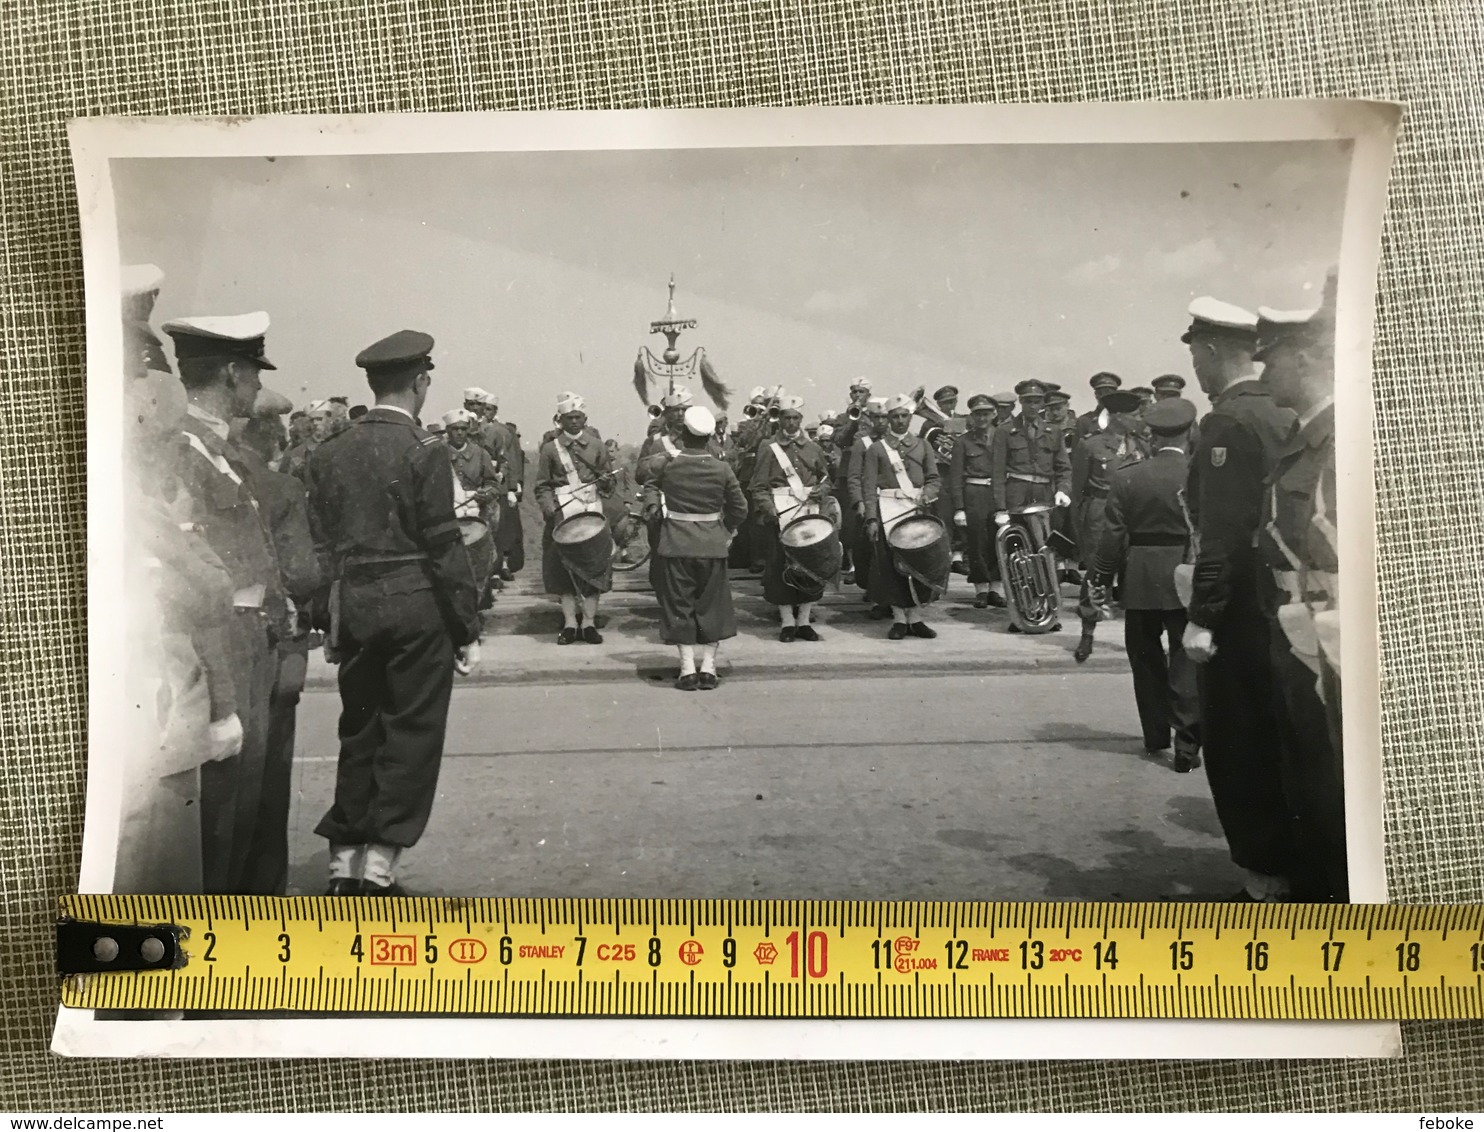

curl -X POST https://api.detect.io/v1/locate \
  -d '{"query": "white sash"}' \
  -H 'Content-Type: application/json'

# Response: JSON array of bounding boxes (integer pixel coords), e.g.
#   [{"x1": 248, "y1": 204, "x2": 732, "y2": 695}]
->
[
  {"x1": 769, "y1": 441, "x2": 818, "y2": 523},
  {"x1": 554, "y1": 440, "x2": 601, "y2": 520},
  {"x1": 661, "y1": 436, "x2": 679, "y2": 457},
  {"x1": 877, "y1": 440, "x2": 922, "y2": 533}
]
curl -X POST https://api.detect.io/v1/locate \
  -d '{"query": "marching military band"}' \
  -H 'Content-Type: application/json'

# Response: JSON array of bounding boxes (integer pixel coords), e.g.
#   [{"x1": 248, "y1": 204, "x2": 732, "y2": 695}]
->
[{"x1": 118, "y1": 261, "x2": 1345, "y2": 904}]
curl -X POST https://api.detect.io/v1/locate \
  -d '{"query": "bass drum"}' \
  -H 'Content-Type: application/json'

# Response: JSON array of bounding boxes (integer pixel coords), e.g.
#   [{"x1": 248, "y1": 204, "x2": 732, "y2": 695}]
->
[
  {"x1": 780, "y1": 513, "x2": 842, "y2": 591},
  {"x1": 553, "y1": 511, "x2": 614, "y2": 591},
  {"x1": 888, "y1": 513, "x2": 951, "y2": 599}
]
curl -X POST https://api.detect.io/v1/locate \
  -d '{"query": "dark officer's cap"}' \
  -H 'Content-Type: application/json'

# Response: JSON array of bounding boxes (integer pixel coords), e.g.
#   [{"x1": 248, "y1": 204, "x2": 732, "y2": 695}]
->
[
  {"x1": 1130, "y1": 386, "x2": 1155, "y2": 399},
  {"x1": 966, "y1": 393, "x2": 995, "y2": 411},
  {"x1": 1046, "y1": 389, "x2": 1072, "y2": 404},
  {"x1": 1089, "y1": 371, "x2": 1121, "y2": 391},
  {"x1": 1041, "y1": 381, "x2": 1062, "y2": 394},
  {"x1": 163, "y1": 312, "x2": 276, "y2": 370},
  {"x1": 933, "y1": 384, "x2": 959, "y2": 401},
  {"x1": 355, "y1": 329, "x2": 436, "y2": 376},
  {"x1": 992, "y1": 391, "x2": 1017, "y2": 407},
  {"x1": 1145, "y1": 397, "x2": 1198, "y2": 435},
  {"x1": 1151, "y1": 374, "x2": 1186, "y2": 392},
  {"x1": 1014, "y1": 379, "x2": 1048, "y2": 399},
  {"x1": 1101, "y1": 389, "x2": 1143, "y2": 414}
]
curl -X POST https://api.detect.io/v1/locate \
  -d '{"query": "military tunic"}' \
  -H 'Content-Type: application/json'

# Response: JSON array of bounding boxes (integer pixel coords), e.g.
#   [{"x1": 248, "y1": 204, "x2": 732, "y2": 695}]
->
[
  {"x1": 642, "y1": 452, "x2": 750, "y2": 644},
  {"x1": 1093, "y1": 448, "x2": 1200, "y2": 761},
  {"x1": 1257, "y1": 401, "x2": 1347, "y2": 902},
  {"x1": 843, "y1": 434, "x2": 880, "y2": 594},
  {"x1": 991, "y1": 413, "x2": 1072, "y2": 513},
  {"x1": 946, "y1": 426, "x2": 1000, "y2": 585},
  {"x1": 534, "y1": 429, "x2": 615, "y2": 596},
  {"x1": 276, "y1": 439, "x2": 318, "y2": 484},
  {"x1": 177, "y1": 406, "x2": 284, "y2": 894},
  {"x1": 448, "y1": 439, "x2": 501, "y2": 601},
  {"x1": 488, "y1": 417, "x2": 528, "y2": 573},
  {"x1": 861, "y1": 431, "x2": 941, "y2": 608},
  {"x1": 748, "y1": 433, "x2": 833, "y2": 605},
  {"x1": 1187, "y1": 379, "x2": 1299, "y2": 881},
  {"x1": 305, "y1": 406, "x2": 481, "y2": 851}
]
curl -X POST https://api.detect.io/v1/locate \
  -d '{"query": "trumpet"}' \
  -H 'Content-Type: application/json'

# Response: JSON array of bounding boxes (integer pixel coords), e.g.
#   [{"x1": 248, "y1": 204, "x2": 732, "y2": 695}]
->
[
  {"x1": 647, "y1": 404, "x2": 664, "y2": 418},
  {"x1": 846, "y1": 405, "x2": 863, "y2": 421},
  {"x1": 742, "y1": 403, "x2": 764, "y2": 419}
]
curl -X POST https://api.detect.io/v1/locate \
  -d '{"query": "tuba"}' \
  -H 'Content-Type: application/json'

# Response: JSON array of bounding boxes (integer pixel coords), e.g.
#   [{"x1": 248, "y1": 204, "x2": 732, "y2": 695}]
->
[{"x1": 995, "y1": 504, "x2": 1062, "y2": 633}]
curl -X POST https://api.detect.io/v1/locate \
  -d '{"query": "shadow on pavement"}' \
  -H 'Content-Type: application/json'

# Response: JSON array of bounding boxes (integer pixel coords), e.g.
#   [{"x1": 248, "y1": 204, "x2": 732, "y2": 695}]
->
[{"x1": 1004, "y1": 827, "x2": 1239, "y2": 901}]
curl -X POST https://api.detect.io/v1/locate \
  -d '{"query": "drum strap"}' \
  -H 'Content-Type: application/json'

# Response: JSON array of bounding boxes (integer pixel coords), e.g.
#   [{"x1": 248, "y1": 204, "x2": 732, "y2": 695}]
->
[
  {"x1": 661, "y1": 436, "x2": 679, "y2": 457},
  {"x1": 555, "y1": 441, "x2": 588, "y2": 487},
  {"x1": 883, "y1": 440, "x2": 912, "y2": 487},
  {"x1": 769, "y1": 442, "x2": 815, "y2": 522}
]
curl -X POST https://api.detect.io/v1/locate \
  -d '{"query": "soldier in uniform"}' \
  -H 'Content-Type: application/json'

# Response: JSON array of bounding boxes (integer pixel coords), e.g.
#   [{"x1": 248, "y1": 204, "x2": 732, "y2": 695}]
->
[
  {"x1": 1076, "y1": 372, "x2": 1123, "y2": 439},
  {"x1": 306, "y1": 329, "x2": 481, "y2": 897},
  {"x1": 1070, "y1": 389, "x2": 1149, "y2": 661},
  {"x1": 991, "y1": 378, "x2": 1072, "y2": 633},
  {"x1": 1091, "y1": 397, "x2": 1202, "y2": 772},
  {"x1": 635, "y1": 385, "x2": 693, "y2": 480},
  {"x1": 1152, "y1": 374, "x2": 1187, "y2": 401},
  {"x1": 992, "y1": 392, "x2": 1017, "y2": 427},
  {"x1": 1130, "y1": 386, "x2": 1156, "y2": 410},
  {"x1": 535, "y1": 393, "x2": 616, "y2": 644},
  {"x1": 444, "y1": 408, "x2": 502, "y2": 608},
  {"x1": 231, "y1": 389, "x2": 324, "y2": 895},
  {"x1": 948, "y1": 394, "x2": 1007, "y2": 608},
  {"x1": 163, "y1": 311, "x2": 286, "y2": 894},
  {"x1": 845, "y1": 396, "x2": 890, "y2": 611},
  {"x1": 862, "y1": 393, "x2": 942, "y2": 639},
  {"x1": 749, "y1": 395, "x2": 833, "y2": 641},
  {"x1": 1254, "y1": 297, "x2": 1347, "y2": 902},
  {"x1": 482, "y1": 391, "x2": 528, "y2": 581},
  {"x1": 643, "y1": 406, "x2": 751, "y2": 690},
  {"x1": 1181, "y1": 296, "x2": 1299, "y2": 903},
  {"x1": 277, "y1": 399, "x2": 331, "y2": 482}
]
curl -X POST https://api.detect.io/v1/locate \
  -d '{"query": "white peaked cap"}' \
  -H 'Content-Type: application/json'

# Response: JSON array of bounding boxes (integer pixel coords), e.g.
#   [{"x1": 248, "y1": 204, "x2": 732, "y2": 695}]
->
[
  {"x1": 849, "y1": 376, "x2": 871, "y2": 390},
  {"x1": 556, "y1": 393, "x2": 586, "y2": 414},
  {"x1": 161, "y1": 311, "x2": 271, "y2": 340},
  {"x1": 749, "y1": 386, "x2": 767, "y2": 402},
  {"x1": 442, "y1": 409, "x2": 475, "y2": 427},
  {"x1": 462, "y1": 387, "x2": 487, "y2": 402},
  {"x1": 305, "y1": 399, "x2": 333, "y2": 414},
  {"x1": 661, "y1": 384, "x2": 695, "y2": 409},
  {"x1": 121, "y1": 263, "x2": 164, "y2": 298},
  {"x1": 1185, "y1": 296, "x2": 1258, "y2": 331},
  {"x1": 1256, "y1": 305, "x2": 1320, "y2": 325},
  {"x1": 776, "y1": 395, "x2": 805, "y2": 412},
  {"x1": 683, "y1": 405, "x2": 716, "y2": 437},
  {"x1": 884, "y1": 393, "x2": 915, "y2": 413},
  {"x1": 866, "y1": 396, "x2": 889, "y2": 412},
  {"x1": 817, "y1": 423, "x2": 836, "y2": 441}
]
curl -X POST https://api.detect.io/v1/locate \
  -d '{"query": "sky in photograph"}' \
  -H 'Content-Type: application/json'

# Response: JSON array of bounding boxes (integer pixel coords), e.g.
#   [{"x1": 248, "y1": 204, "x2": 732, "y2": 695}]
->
[{"x1": 114, "y1": 140, "x2": 1351, "y2": 444}]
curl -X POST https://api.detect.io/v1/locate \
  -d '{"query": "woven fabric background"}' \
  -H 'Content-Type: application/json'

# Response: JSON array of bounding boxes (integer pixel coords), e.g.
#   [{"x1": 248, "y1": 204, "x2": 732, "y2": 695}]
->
[{"x1": 4, "y1": 0, "x2": 1483, "y2": 1113}]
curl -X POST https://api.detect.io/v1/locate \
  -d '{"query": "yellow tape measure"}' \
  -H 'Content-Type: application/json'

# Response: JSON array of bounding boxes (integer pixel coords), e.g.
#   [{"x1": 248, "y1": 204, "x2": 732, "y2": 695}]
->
[{"x1": 58, "y1": 896, "x2": 1484, "y2": 1019}]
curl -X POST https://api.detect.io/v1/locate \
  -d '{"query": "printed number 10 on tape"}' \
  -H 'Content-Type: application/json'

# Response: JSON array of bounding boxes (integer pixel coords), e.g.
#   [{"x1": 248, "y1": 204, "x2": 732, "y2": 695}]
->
[{"x1": 59, "y1": 897, "x2": 1484, "y2": 1019}]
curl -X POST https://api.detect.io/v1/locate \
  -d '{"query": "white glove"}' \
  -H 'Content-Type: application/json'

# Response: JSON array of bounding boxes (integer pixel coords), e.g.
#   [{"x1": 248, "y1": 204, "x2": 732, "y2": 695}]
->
[
  {"x1": 994, "y1": 512, "x2": 1010, "y2": 526},
  {"x1": 206, "y1": 714, "x2": 244, "y2": 762},
  {"x1": 1054, "y1": 491, "x2": 1072, "y2": 508},
  {"x1": 454, "y1": 641, "x2": 481, "y2": 676},
  {"x1": 953, "y1": 510, "x2": 967, "y2": 527},
  {"x1": 1182, "y1": 623, "x2": 1217, "y2": 663},
  {"x1": 506, "y1": 492, "x2": 518, "y2": 506}
]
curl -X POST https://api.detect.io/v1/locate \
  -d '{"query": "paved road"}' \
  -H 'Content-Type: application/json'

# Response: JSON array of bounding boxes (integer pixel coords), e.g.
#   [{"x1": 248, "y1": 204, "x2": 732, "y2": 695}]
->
[{"x1": 285, "y1": 672, "x2": 1241, "y2": 901}]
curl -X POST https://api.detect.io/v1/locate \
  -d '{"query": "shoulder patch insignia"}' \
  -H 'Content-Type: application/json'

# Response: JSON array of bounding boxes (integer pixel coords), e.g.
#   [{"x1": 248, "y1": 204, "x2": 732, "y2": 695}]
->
[{"x1": 1210, "y1": 447, "x2": 1227, "y2": 468}]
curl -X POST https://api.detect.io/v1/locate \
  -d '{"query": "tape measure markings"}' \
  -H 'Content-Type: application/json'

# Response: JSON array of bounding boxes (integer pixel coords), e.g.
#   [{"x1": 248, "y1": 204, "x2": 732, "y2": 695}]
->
[{"x1": 58, "y1": 897, "x2": 1484, "y2": 1019}]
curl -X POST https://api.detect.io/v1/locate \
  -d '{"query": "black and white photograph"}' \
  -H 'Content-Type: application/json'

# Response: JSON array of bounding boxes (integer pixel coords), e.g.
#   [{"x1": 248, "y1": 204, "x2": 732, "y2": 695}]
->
[{"x1": 66, "y1": 103, "x2": 1397, "y2": 1058}]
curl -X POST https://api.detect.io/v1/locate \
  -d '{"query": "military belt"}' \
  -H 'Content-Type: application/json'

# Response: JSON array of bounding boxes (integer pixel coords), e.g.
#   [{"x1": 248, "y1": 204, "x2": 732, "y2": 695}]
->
[
  {"x1": 341, "y1": 551, "x2": 430, "y2": 568},
  {"x1": 1128, "y1": 533, "x2": 1188, "y2": 547},
  {"x1": 667, "y1": 511, "x2": 723, "y2": 522},
  {"x1": 1007, "y1": 472, "x2": 1051, "y2": 484},
  {"x1": 963, "y1": 477, "x2": 994, "y2": 487}
]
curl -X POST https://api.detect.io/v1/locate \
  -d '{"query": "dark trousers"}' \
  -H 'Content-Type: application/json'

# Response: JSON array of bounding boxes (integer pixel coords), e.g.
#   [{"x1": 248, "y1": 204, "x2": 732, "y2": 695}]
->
[
  {"x1": 654, "y1": 555, "x2": 737, "y2": 644},
  {"x1": 1197, "y1": 592, "x2": 1297, "y2": 879},
  {"x1": 495, "y1": 501, "x2": 525, "y2": 572},
  {"x1": 1271, "y1": 632, "x2": 1349, "y2": 902},
  {"x1": 198, "y1": 611, "x2": 276, "y2": 893},
  {"x1": 315, "y1": 588, "x2": 456, "y2": 849},
  {"x1": 1124, "y1": 608, "x2": 1200, "y2": 755},
  {"x1": 238, "y1": 641, "x2": 309, "y2": 896},
  {"x1": 963, "y1": 483, "x2": 999, "y2": 585}
]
